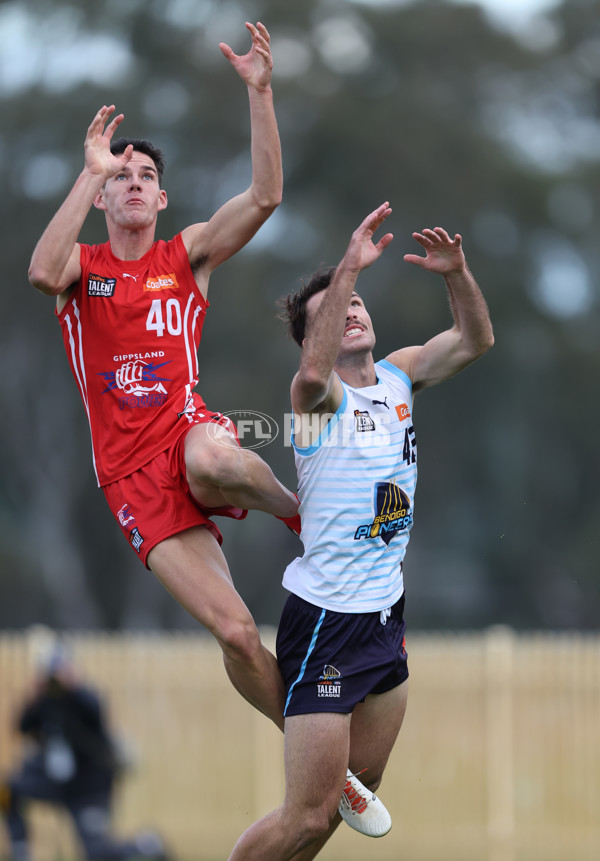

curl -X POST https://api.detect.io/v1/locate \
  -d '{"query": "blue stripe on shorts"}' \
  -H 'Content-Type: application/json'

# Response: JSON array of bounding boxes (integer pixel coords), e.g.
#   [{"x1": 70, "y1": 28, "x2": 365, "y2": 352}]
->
[
  {"x1": 283, "y1": 607, "x2": 326, "y2": 716},
  {"x1": 277, "y1": 592, "x2": 408, "y2": 717}
]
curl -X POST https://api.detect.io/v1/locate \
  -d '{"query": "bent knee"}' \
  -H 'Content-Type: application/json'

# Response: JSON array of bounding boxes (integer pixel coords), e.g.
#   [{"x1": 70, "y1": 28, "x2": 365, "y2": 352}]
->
[
  {"x1": 303, "y1": 806, "x2": 338, "y2": 840},
  {"x1": 283, "y1": 805, "x2": 338, "y2": 850},
  {"x1": 218, "y1": 616, "x2": 262, "y2": 663},
  {"x1": 186, "y1": 438, "x2": 245, "y2": 488}
]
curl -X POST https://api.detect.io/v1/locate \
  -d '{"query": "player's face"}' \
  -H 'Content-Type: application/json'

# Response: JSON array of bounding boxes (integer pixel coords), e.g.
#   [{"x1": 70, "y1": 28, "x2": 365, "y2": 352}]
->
[
  {"x1": 306, "y1": 290, "x2": 376, "y2": 356},
  {"x1": 96, "y1": 152, "x2": 167, "y2": 227}
]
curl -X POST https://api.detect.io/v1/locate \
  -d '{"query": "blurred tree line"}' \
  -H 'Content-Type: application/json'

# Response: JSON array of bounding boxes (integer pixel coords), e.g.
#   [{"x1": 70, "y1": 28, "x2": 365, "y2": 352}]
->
[{"x1": 0, "y1": 0, "x2": 598, "y2": 632}]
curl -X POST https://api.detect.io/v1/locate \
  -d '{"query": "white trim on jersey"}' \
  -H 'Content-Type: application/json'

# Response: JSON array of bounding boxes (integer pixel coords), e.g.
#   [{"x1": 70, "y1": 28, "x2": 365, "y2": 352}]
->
[
  {"x1": 182, "y1": 292, "x2": 198, "y2": 383},
  {"x1": 65, "y1": 300, "x2": 99, "y2": 484}
]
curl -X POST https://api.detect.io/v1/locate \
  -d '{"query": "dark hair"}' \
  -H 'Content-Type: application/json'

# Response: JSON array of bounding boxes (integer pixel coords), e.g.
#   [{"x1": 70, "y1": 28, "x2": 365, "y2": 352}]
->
[
  {"x1": 110, "y1": 137, "x2": 166, "y2": 186},
  {"x1": 278, "y1": 266, "x2": 337, "y2": 346}
]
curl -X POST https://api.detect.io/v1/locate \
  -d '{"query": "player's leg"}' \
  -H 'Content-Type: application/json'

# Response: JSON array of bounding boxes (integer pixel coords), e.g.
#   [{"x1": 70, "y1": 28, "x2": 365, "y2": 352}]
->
[
  {"x1": 148, "y1": 526, "x2": 285, "y2": 730},
  {"x1": 348, "y1": 679, "x2": 408, "y2": 791},
  {"x1": 283, "y1": 686, "x2": 408, "y2": 858},
  {"x1": 227, "y1": 712, "x2": 350, "y2": 861},
  {"x1": 184, "y1": 422, "x2": 298, "y2": 518},
  {"x1": 283, "y1": 684, "x2": 408, "y2": 859}
]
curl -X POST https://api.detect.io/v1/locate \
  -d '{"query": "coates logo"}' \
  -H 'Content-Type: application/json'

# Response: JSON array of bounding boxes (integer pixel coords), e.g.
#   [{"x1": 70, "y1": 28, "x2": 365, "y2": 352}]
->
[
  {"x1": 144, "y1": 273, "x2": 179, "y2": 292},
  {"x1": 395, "y1": 403, "x2": 411, "y2": 422},
  {"x1": 208, "y1": 410, "x2": 279, "y2": 450}
]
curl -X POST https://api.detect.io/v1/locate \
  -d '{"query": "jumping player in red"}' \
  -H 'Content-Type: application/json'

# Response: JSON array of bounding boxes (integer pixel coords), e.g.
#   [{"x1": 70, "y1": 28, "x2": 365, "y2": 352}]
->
[{"x1": 28, "y1": 22, "x2": 298, "y2": 731}]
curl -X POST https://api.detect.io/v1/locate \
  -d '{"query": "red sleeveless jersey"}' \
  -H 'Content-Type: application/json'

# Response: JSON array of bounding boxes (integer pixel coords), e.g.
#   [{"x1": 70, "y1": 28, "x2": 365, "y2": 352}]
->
[{"x1": 57, "y1": 234, "x2": 209, "y2": 486}]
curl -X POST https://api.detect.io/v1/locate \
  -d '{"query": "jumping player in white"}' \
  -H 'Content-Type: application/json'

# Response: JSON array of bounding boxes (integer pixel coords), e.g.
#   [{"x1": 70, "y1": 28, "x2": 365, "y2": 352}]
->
[{"x1": 226, "y1": 202, "x2": 494, "y2": 859}]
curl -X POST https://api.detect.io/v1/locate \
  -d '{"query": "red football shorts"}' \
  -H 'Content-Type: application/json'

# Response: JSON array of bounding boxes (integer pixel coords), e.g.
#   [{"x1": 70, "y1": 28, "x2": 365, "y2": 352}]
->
[{"x1": 102, "y1": 401, "x2": 247, "y2": 568}]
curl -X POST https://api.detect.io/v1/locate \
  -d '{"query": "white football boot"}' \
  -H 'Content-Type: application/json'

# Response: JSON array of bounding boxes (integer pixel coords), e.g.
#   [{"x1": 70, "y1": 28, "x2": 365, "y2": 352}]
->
[{"x1": 338, "y1": 769, "x2": 392, "y2": 837}]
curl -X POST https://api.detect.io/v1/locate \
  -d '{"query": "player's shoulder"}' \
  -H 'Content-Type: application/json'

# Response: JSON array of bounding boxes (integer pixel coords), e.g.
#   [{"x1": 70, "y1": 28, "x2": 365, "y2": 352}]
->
[{"x1": 376, "y1": 357, "x2": 414, "y2": 389}]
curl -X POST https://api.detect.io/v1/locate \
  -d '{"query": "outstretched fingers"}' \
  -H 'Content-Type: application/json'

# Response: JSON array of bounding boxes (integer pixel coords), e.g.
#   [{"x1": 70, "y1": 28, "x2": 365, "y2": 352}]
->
[
  {"x1": 404, "y1": 226, "x2": 464, "y2": 271},
  {"x1": 86, "y1": 105, "x2": 125, "y2": 144},
  {"x1": 247, "y1": 21, "x2": 271, "y2": 61},
  {"x1": 218, "y1": 41, "x2": 234, "y2": 62},
  {"x1": 369, "y1": 204, "x2": 393, "y2": 251},
  {"x1": 103, "y1": 111, "x2": 126, "y2": 140},
  {"x1": 84, "y1": 105, "x2": 131, "y2": 178},
  {"x1": 376, "y1": 231, "x2": 394, "y2": 253},
  {"x1": 365, "y1": 201, "x2": 392, "y2": 233},
  {"x1": 86, "y1": 105, "x2": 113, "y2": 138},
  {"x1": 220, "y1": 21, "x2": 272, "y2": 68},
  {"x1": 345, "y1": 202, "x2": 394, "y2": 271},
  {"x1": 411, "y1": 227, "x2": 461, "y2": 249}
]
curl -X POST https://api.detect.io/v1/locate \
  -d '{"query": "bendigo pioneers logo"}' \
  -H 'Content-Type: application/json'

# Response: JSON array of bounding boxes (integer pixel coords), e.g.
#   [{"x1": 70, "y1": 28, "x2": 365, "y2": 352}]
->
[
  {"x1": 317, "y1": 665, "x2": 342, "y2": 698},
  {"x1": 354, "y1": 480, "x2": 413, "y2": 544}
]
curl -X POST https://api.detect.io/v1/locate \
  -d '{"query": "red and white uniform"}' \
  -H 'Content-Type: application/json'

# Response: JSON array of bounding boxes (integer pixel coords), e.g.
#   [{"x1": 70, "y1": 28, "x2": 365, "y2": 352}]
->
[{"x1": 58, "y1": 233, "x2": 208, "y2": 486}]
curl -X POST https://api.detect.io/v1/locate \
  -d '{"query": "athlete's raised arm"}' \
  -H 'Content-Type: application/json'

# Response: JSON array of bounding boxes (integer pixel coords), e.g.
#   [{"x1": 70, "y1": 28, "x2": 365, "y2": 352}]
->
[
  {"x1": 291, "y1": 203, "x2": 393, "y2": 416},
  {"x1": 387, "y1": 228, "x2": 494, "y2": 390},
  {"x1": 28, "y1": 106, "x2": 133, "y2": 296},
  {"x1": 181, "y1": 22, "x2": 282, "y2": 291}
]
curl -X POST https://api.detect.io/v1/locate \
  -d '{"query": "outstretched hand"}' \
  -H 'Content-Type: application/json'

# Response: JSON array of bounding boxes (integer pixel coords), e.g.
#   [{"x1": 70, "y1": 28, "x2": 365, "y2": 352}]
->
[
  {"x1": 404, "y1": 227, "x2": 466, "y2": 275},
  {"x1": 343, "y1": 202, "x2": 394, "y2": 273},
  {"x1": 84, "y1": 105, "x2": 133, "y2": 180},
  {"x1": 219, "y1": 22, "x2": 273, "y2": 92}
]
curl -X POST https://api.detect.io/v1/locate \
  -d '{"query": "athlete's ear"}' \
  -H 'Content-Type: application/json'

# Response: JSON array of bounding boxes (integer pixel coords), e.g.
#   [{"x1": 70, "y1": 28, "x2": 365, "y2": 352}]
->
[
  {"x1": 93, "y1": 188, "x2": 107, "y2": 211},
  {"x1": 158, "y1": 189, "x2": 168, "y2": 211}
]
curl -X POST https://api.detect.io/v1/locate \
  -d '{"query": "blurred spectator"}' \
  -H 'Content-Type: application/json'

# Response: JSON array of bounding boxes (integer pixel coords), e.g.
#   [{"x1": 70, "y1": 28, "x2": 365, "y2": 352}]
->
[{"x1": 0, "y1": 643, "x2": 170, "y2": 861}]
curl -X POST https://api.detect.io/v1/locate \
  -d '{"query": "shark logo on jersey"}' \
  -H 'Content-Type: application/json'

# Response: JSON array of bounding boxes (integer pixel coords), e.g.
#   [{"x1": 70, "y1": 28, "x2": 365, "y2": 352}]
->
[
  {"x1": 99, "y1": 359, "x2": 171, "y2": 408},
  {"x1": 354, "y1": 480, "x2": 413, "y2": 545}
]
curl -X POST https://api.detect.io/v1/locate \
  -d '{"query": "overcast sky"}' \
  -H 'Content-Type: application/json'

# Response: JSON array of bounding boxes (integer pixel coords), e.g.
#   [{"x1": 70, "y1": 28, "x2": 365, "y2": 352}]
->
[
  {"x1": 350, "y1": 0, "x2": 561, "y2": 34},
  {"x1": 451, "y1": 0, "x2": 560, "y2": 28}
]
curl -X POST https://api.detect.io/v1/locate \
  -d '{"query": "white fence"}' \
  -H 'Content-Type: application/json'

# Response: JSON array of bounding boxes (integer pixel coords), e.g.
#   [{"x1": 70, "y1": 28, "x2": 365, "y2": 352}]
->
[{"x1": 0, "y1": 627, "x2": 599, "y2": 860}]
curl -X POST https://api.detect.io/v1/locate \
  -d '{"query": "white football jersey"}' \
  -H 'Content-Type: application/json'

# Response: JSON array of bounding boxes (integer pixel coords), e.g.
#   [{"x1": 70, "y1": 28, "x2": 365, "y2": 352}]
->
[{"x1": 283, "y1": 360, "x2": 417, "y2": 613}]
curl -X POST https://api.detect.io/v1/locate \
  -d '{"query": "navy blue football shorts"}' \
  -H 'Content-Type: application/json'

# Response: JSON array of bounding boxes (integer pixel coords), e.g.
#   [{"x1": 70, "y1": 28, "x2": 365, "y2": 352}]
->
[{"x1": 276, "y1": 592, "x2": 409, "y2": 717}]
